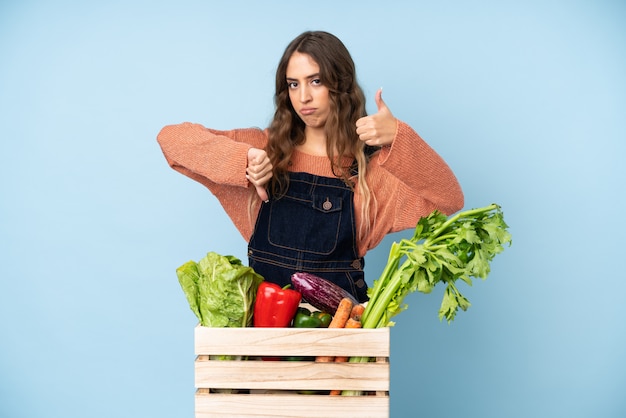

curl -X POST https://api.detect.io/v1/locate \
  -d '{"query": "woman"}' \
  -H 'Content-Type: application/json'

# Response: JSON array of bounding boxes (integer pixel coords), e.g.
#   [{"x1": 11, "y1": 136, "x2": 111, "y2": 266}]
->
[{"x1": 157, "y1": 31, "x2": 463, "y2": 302}]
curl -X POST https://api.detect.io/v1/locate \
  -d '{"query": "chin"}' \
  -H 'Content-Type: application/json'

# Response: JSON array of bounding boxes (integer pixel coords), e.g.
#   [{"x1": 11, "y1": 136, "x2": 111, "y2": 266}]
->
[{"x1": 302, "y1": 117, "x2": 326, "y2": 129}]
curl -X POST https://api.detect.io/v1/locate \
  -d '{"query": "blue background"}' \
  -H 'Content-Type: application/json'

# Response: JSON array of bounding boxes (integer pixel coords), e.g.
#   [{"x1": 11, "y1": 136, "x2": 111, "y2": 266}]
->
[{"x1": 1, "y1": 1, "x2": 625, "y2": 417}]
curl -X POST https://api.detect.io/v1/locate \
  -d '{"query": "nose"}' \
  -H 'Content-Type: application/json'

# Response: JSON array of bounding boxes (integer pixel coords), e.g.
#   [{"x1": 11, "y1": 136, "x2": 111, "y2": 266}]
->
[{"x1": 299, "y1": 85, "x2": 312, "y2": 103}]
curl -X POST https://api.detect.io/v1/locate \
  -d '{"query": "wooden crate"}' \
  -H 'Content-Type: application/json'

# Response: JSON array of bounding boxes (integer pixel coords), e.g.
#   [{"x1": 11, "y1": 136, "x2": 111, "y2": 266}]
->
[{"x1": 194, "y1": 326, "x2": 390, "y2": 418}]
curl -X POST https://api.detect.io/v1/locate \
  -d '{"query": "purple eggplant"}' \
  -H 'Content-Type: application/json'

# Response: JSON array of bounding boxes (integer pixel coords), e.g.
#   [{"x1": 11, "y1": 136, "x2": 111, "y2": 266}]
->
[{"x1": 291, "y1": 272, "x2": 358, "y2": 314}]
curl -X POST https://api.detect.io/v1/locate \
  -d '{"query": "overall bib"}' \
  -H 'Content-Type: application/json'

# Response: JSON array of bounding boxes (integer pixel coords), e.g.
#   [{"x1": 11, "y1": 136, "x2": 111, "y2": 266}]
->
[{"x1": 248, "y1": 171, "x2": 368, "y2": 302}]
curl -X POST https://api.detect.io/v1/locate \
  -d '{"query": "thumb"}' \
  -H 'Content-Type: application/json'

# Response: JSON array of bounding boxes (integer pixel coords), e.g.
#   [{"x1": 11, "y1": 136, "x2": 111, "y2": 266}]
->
[
  {"x1": 375, "y1": 88, "x2": 387, "y2": 113},
  {"x1": 255, "y1": 185, "x2": 269, "y2": 202}
]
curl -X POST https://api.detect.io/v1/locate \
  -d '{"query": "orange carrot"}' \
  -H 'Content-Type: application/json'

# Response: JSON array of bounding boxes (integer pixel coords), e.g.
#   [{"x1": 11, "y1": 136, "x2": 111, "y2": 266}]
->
[
  {"x1": 344, "y1": 317, "x2": 362, "y2": 329},
  {"x1": 315, "y1": 298, "x2": 354, "y2": 363},
  {"x1": 350, "y1": 304, "x2": 365, "y2": 322},
  {"x1": 328, "y1": 298, "x2": 354, "y2": 328}
]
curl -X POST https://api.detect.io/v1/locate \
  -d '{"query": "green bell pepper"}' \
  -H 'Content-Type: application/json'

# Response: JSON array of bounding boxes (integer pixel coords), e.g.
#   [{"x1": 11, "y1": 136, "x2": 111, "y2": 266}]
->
[
  {"x1": 313, "y1": 311, "x2": 332, "y2": 327},
  {"x1": 293, "y1": 307, "x2": 323, "y2": 328},
  {"x1": 293, "y1": 307, "x2": 333, "y2": 328}
]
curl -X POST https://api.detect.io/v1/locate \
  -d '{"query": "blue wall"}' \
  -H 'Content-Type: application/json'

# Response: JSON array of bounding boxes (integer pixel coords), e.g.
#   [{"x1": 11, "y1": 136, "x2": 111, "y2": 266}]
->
[{"x1": 1, "y1": 1, "x2": 624, "y2": 417}]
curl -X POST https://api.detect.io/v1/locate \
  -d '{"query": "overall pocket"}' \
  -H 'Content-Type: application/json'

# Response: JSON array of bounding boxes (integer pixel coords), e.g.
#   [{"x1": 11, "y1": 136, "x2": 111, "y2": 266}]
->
[{"x1": 267, "y1": 192, "x2": 343, "y2": 255}]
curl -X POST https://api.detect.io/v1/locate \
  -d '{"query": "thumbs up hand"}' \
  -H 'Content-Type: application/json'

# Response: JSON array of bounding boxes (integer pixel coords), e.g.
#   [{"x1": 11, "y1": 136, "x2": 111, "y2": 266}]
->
[{"x1": 356, "y1": 88, "x2": 398, "y2": 147}]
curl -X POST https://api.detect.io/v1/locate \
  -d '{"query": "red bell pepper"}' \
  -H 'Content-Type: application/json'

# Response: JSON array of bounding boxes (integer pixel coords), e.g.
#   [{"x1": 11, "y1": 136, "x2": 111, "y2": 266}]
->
[{"x1": 253, "y1": 282, "x2": 302, "y2": 327}]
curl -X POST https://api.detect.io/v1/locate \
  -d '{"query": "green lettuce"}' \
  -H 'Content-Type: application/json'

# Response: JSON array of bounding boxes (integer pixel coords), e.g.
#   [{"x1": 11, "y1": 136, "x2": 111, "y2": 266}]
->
[{"x1": 176, "y1": 252, "x2": 264, "y2": 327}]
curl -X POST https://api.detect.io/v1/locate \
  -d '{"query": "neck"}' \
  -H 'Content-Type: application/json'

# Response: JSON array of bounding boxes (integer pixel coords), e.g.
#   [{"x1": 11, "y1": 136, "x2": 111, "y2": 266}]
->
[{"x1": 298, "y1": 127, "x2": 328, "y2": 156}]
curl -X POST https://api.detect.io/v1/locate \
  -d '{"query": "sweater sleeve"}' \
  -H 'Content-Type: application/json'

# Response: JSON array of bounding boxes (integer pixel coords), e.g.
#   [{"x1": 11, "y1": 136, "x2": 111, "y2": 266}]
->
[
  {"x1": 156, "y1": 122, "x2": 268, "y2": 240},
  {"x1": 357, "y1": 120, "x2": 464, "y2": 255}
]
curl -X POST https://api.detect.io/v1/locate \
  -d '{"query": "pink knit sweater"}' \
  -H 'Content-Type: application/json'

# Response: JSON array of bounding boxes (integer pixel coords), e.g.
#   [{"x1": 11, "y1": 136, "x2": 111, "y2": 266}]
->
[{"x1": 157, "y1": 121, "x2": 464, "y2": 257}]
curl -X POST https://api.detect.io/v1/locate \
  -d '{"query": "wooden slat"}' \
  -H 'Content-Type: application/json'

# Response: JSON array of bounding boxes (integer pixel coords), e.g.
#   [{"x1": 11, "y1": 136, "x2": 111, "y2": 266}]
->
[
  {"x1": 195, "y1": 359, "x2": 389, "y2": 391},
  {"x1": 195, "y1": 392, "x2": 389, "y2": 418},
  {"x1": 194, "y1": 326, "x2": 389, "y2": 357}
]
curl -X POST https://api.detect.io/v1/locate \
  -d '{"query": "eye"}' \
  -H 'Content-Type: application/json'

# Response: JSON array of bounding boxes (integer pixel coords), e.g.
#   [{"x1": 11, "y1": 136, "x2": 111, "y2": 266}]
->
[
  {"x1": 287, "y1": 81, "x2": 298, "y2": 89},
  {"x1": 311, "y1": 78, "x2": 322, "y2": 86}
]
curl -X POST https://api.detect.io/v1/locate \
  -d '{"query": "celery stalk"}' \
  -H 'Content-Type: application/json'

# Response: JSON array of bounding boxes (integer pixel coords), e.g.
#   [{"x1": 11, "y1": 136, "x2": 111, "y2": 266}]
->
[{"x1": 362, "y1": 203, "x2": 511, "y2": 328}]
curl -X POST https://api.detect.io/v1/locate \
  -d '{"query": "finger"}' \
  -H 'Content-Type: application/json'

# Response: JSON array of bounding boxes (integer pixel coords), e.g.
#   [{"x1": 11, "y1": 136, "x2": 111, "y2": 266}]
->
[
  {"x1": 375, "y1": 88, "x2": 386, "y2": 112},
  {"x1": 255, "y1": 185, "x2": 269, "y2": 202},
  {"x1": 246, "y1": 174, "x2": 270, "y2": 202},
  {"x1": 357, "y1": 122, "x2": 378, "y2": 141},
  {"x1": 250, "y1": 162, "x2": 273, "y2": 179},
  {"x1": 248, "y1": 148, "x2": 269, "y2": 166},
  {"x1": 365, "y1": 137, "x2": 380, "y2": 146},
  {"x1": 247, "y1": 155, "x2": 266, "y2": 171},
  {"x1": 259, "y1": 159, "x2": 273, "y2": 173},
  {"x1": 358, "y1": 130, "x2": 376, "y2": 143},
  {"x1": 254, "y1": 154, "x2": 270, "y2": 166},
  {"x1": 356, "y1": 116, "x2": 375, "y2": 132}
]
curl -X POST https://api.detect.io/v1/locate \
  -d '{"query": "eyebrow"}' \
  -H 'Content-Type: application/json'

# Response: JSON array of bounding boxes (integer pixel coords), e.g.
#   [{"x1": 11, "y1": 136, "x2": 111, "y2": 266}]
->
[{"x1": 286, "y1": 73, "x2": 320, "y2": 81}]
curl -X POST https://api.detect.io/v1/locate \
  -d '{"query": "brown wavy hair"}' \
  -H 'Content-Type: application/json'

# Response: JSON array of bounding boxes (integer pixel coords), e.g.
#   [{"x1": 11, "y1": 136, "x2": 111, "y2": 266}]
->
[{"x1": 266, "y1": 31, "x2": 377, "y2": 237}]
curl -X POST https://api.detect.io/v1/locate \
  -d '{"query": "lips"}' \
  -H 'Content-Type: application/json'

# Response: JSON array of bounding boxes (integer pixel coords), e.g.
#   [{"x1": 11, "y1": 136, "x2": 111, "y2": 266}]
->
[{"x1": 300, "y1": 107, "x2": 316, "y2": 116}]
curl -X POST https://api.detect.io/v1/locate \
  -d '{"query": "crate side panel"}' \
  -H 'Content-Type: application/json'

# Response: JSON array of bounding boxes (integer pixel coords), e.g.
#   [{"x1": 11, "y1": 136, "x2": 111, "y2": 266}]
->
[
  {"x1": 194, "y1": 327, "x2": 390, "y2": 357},
  {"x1": 195, "y1": 360, "x2": 390, "y2": 391},
  {"x1": 195, "y1": 392, "x2": 389, "y2": 418}
]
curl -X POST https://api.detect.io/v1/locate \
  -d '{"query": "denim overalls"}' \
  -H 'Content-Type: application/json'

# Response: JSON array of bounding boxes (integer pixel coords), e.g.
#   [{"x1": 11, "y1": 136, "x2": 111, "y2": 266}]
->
[{"x1": 248, "y1": 171, "x2": 368, "y2": 302}]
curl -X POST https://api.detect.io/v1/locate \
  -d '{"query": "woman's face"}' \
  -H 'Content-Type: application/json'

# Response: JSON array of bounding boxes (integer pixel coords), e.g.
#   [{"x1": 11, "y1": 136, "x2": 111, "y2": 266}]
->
[{"x1": 286, "y1": 52, "x2": 331, "y2": 131}]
